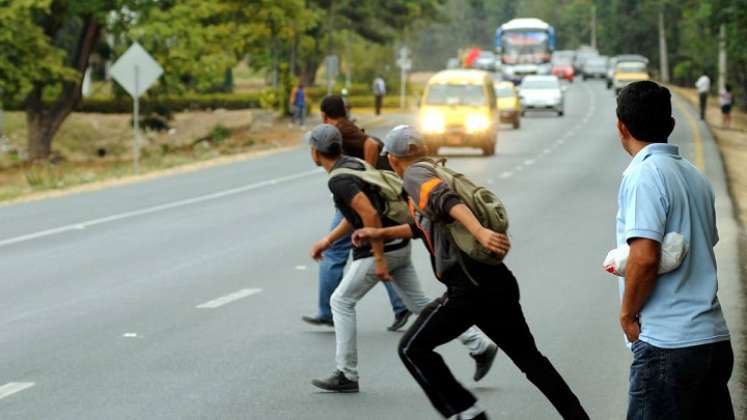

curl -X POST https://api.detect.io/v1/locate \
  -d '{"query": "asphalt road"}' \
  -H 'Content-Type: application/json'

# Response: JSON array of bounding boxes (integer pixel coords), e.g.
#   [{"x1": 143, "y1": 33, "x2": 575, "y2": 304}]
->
[{"x1": 0, "y1": 81, "x2": 744, "y2": 420}]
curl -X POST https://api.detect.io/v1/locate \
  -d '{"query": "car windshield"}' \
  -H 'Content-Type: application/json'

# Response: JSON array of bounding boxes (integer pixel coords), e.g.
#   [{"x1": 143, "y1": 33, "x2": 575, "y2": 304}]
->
[
  {"x1": 587, "y1": 58, "x2": 607, "y2": 67},
  {"x1": 617, "y1": 62, "x2": 646, "y2": 72},
  {"x1": 520, "y1": 79, "x2": 558, "y2": 89},
  {"x1": 552, "y1": 57, "x2": 573, "y2": 65},
  {"x1": 495, "y1": 86, "x2": 514, "y2": 97},
  {"x1": 425, "y1": 84, "x2": 486, "y2": 106}
]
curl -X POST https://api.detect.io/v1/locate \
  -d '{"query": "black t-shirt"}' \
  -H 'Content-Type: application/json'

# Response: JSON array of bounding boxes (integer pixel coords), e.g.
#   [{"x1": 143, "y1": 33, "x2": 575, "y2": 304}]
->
[{"x1": 328, "y1": 156, "x2": 409, "y2": 260}]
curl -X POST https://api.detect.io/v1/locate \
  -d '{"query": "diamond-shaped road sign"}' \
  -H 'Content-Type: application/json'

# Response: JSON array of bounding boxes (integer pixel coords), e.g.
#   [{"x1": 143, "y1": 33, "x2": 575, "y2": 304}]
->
[{"x1": 110, "y1": 42, "x2": 163, "y2": 98}]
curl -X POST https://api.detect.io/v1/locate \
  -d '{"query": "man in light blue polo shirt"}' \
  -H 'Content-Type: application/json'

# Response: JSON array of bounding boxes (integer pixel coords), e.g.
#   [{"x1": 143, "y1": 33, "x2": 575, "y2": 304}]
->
[{"x1": 614, "y1": 81, "x2": 733, "y2": 420}]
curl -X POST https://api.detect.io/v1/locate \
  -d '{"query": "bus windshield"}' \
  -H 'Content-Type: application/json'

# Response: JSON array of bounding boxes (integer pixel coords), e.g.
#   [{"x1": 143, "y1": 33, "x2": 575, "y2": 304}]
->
[{"x1": 501, "y1": 30, "x2": 550, "y2": 65}]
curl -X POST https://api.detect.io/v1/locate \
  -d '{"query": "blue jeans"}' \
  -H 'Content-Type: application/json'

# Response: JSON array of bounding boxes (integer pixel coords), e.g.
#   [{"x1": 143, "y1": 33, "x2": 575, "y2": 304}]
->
[
  {"x1": 627, "y1": 340, "x2": 734, "y2": 420},
  {"x1": 293, "y1": 104, "x2": 306, "y2": 126},
  {"x1": 317, "y1": 210, "x2": 406, "y2": 320}
]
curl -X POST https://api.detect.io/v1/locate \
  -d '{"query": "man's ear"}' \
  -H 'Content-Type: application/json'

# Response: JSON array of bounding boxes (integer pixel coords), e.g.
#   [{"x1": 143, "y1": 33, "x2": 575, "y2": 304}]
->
[{"x1": 616, "y1": 118, "x2": 630, "y2": 140}]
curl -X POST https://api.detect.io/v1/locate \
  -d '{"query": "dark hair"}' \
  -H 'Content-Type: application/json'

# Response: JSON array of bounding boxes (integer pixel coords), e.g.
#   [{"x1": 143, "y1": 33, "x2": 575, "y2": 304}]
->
[
  {"x1": 317, "y1": 143, "x2": 342, "y2": 159},
  {"x1": 616, "y1": 81, "x2": 674, "y2": 143},
  {"x1": 320, "y1": 95, "x2": 346, "y2": 119}
]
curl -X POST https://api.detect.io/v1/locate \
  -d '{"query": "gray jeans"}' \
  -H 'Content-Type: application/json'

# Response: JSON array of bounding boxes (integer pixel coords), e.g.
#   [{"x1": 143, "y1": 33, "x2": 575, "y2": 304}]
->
[{"x1": 330, "y1": 243, "x2": 492, "y2": 381}]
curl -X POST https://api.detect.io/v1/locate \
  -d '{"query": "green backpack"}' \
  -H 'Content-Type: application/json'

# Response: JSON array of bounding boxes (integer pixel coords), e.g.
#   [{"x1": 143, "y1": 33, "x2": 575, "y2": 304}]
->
[
  {"x1": 329, "y1": 159, "x2": 411, "y2": 225},
  {"x1": 414, "y1": 159, "x2": 509, "y2": 265}
]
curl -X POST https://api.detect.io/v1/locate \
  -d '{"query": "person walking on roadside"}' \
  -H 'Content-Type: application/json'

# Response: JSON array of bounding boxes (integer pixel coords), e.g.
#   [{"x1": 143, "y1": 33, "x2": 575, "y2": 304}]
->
[
  {"x1": 613, "y1": 81, "x2": 733, "y2": 419},
  {"x1": 305, "y1": 124, "x2": 498, "y2": 394},
  {"x1": 353, "y1": 126, "x2": 589, "y2": 420},
  {"x1": 720, "y1": 84, "x2": 733, "y2": 129},
  {"x1": 289, "y1": 81, "x2": 307, "y2": 127},
  {"x1": 695, "y1": 72, "x2": 711, "y2": 120},
  {"x1": 302, "y1": 96, "x2": 412, "y2": 331},
  {"x1": 372, "y1": 75, "x2": 386, "y2": 116}
]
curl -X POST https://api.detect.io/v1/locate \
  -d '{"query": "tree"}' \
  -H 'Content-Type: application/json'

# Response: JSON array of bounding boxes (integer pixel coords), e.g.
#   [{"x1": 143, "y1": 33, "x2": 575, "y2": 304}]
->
[
  {"x1": 0, "y1": 0, "x2": 110, "y2": 161},
  {"x1": 295, "y1": 0, "x2": 446, "y2": 85}
]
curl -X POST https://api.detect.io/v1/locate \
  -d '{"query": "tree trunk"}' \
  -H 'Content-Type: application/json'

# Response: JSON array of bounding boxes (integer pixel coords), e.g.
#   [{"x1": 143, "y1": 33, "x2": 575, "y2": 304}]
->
[
  {"x1": 658, "y1": 9, "x2": 670, "y2": 83},
  {"x1": 25, "y1": 16, "x2": 100, "y2": 161}
]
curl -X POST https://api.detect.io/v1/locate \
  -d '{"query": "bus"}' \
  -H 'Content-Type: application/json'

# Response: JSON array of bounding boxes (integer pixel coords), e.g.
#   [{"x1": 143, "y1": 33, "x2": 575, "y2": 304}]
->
[{"x1": 496, "y1": 18, "x2": 555, "y2": 83}]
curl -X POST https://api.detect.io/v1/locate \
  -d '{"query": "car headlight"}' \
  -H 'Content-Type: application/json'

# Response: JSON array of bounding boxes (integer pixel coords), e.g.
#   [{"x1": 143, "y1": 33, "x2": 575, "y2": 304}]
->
[
  {"x1": 466, "y1": 114, "x2": 490, "y2": 134},
  {"x1": 420, "y1": 111, "x2": 445, "y2": 134}
]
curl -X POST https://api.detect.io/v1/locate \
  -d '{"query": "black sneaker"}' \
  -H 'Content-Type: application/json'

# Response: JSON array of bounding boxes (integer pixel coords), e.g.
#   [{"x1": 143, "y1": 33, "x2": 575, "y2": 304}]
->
[
  {"x1": 311, "y1": 370, "x2": 359, "y2": 393},
  {"x1": 387, "y1": 309, "x2": 412, "y2": 331},
  {"x1": 472, "y1": 343, "x2": 498, "y2": 382},
  {"x1": 302, "y1": 315, "x2": 334, "y2": 327}
]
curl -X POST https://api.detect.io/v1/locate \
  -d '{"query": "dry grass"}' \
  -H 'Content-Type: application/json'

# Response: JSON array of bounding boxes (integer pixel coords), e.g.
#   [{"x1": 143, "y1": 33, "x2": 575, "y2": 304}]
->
[{"x1": 0, "y1": 108, "x2": 307, "y2": 202}]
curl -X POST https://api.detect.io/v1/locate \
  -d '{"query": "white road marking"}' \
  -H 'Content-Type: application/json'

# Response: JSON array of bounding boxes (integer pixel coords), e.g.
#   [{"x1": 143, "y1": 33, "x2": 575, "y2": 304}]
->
[
  {"x1": 543, "y1": 149, "x2": 552, "y2": 154},
  {"x1": 295, "y1": 265, "x2": 307, "y2": 271},
  {"x1": 514, "y1": 165, "x2": 524, "y2": 172},
  {"x1": 0, "y1": 168, "x2": 323, "y2": 249},
  {"x1": 0, "y1": 382, "x2": 35, "y2": 400},
  {"x1": 122, "y1": 332, "x2": 138, "y2": 338},
  {"x1": 196, "y1": 288, "x2": 262, "y2": 309},
  {"x1": 524, "y1": 159, "x2": 535, "y2": 166},
  {"x1": 499, "y1": 172, "x2": 513, "y2": 179}
]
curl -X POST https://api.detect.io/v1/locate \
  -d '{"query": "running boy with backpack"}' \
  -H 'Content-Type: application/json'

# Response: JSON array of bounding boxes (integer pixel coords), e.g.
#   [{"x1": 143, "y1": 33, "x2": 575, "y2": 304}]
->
[
  {"x1": 352, "y1": 125, "x2": 589, "y2": 420},
  {"x1": 305, "y1": 123, "x2": 499, "y2": 393}
]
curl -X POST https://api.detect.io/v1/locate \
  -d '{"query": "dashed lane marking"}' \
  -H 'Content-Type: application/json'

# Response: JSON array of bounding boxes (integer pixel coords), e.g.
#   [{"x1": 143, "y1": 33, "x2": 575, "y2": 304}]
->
[
  {"x1": 196, "y1": 288, "x2": 262, "y2": 309},
  {"x1": 0, "y1": 382, "x2": 35, "y2": 400}
]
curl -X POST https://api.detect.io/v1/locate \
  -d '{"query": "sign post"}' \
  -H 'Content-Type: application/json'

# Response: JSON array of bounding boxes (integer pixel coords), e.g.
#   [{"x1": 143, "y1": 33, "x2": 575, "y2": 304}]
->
[
  {"x1": 396, "y1": 46, "x2": 412, "y2": 110},
  {"x1": 110, "y1": 42, "x2": 163, "y2": 175},
  {"x1": 325, "y1": 55, "x2": 339, "y2": 95}
]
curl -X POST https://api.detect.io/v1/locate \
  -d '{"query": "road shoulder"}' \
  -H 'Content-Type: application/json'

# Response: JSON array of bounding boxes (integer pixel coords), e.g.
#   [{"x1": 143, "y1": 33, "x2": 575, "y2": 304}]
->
[{"x1": 671, "y1": 88, "x2": 746, "y2": 418}]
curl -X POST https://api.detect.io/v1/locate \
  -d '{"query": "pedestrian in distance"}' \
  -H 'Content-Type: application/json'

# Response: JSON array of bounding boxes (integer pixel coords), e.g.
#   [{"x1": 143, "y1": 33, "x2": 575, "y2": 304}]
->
[
  {"x1": 613, "y1": 81, "x2": 733, "y2": 420},
  {"x1": 720, "y1": 84, "x2": 733, "y2": 129},
  {"x1": 289, "y1": 80, "x2": 307, "y2": 127},
  {"x1": 372, "y1": 75, "x2": 386, "y2": 116},
  {"x1": 305, "y1": 124, "x2": 499, "y2": 393},
  {"x1": 302, "y1": 95, "x2": 411, "y2": 331},
  {"x1": 353, "y1": 125, "x2": 589, "y2": 420},
  {"x1": 695, "y1": 72, "x2": 711, "y2": 120}
]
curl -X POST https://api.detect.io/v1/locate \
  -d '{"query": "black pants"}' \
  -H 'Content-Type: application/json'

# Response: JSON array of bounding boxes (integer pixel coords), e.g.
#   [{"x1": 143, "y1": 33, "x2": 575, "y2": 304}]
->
[
  {"x1": 699, "y1": 92, "x2": 708, "y2": 120},
  {"x1": 398, "y1": 267, "x2": 588, "y2": 419},
  {"x1": 374, "y1": 95, "x2": 383, "y2": 115}
]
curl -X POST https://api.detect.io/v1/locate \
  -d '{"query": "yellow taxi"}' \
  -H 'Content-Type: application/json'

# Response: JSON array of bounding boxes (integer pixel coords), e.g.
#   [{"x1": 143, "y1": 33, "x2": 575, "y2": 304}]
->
[
  {"x1": 613, "y1": 60, "x2": 650, "y2": 95},
  {"x1": 418, "y1": 70, "x2": 499, "y2": 155},
  {"x1": 494, "y1": 81, "x2": 521, "y2": 129}
]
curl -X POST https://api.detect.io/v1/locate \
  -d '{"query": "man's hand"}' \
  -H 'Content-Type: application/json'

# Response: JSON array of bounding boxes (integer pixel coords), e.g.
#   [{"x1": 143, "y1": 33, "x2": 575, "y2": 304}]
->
[
  {"x1": 352, "y1": 227, "x2": 382, "y2": 247},
  {"x1": 475, "y1": 228, "x2": 511, "y2": 257},
  {"x1": 310, "y1": 237, "x2": 332, "y2": 261},
  {"x1": 620, "y1": 315, "x2": 641, "y2": 343},
  {"x1": 375, "y1": 258, "x2": 393, "y2": 282}
]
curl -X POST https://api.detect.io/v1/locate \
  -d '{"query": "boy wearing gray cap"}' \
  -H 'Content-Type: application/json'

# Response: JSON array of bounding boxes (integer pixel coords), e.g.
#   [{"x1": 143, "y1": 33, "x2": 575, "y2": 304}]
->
[
  {"x1": 305, "y1": 124, "x2": 498, "y2": 393},
  {"x1": 352, "y1": 125, "x2": 588, "y2": 420}
]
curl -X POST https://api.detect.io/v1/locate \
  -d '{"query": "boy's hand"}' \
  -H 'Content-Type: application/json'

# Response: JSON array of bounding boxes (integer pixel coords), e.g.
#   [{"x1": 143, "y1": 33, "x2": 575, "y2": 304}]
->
[
  {"x1": 476, "y1": 228, "x2": 511, "y2": 257},
  {"x1": 310, "y1": 237, "x2": 332, "y2": 261},
  {"x1": 375, "y1": 258, "x2": 393, "y2": 282},
  {"x1": 352, "y1": 227, "x2": 382, "y2": 247}
]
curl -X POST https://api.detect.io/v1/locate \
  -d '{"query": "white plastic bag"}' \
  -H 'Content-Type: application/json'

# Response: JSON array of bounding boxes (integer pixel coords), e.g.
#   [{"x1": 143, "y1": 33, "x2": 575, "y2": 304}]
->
[{"x1": 603, "y1": 232, "x2": 689, "y2": 277}]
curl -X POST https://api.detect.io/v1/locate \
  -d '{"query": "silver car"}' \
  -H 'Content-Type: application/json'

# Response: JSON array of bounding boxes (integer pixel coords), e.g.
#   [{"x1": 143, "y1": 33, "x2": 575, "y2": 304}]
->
[{"x1": 518, "y1": 75, "x2": 566, "y2": 117}]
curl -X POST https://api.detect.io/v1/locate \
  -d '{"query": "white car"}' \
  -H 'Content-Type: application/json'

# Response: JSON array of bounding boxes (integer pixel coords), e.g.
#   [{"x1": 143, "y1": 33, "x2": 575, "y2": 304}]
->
[{"x1": 518, "y1": 75, "x2": 565, "y2": 117}]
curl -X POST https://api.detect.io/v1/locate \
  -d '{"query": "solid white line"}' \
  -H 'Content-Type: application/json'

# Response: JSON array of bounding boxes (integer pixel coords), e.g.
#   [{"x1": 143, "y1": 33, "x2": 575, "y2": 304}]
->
[
  {"x1": 0, "y1": 168, "x2": 323, "y2": 249},
  {"x1": 196, "y1": 288, "x2": 262, "y2": 309},
  {"x1": 0, "y1": 382, "x2": 35, "y2": 400}
]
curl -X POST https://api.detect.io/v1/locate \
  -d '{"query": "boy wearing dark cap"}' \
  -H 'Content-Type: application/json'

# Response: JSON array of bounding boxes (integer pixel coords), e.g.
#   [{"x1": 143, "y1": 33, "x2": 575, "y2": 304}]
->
[
  {"x1": 353, "y1": 125, "x2": 589, "y2": 420},
  {"x1": 305, "y1": 124, "x2": 498, "y2": 394}
]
